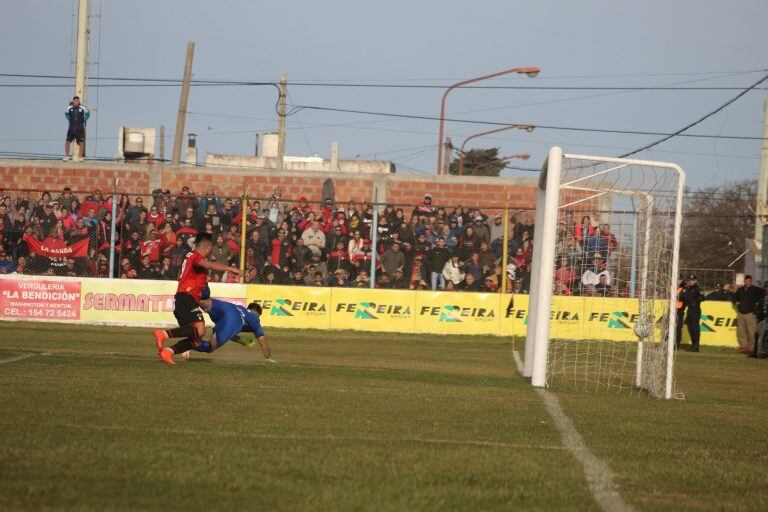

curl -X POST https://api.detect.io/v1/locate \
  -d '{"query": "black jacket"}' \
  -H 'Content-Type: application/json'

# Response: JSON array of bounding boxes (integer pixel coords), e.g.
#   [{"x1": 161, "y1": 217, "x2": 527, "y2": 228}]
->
[
  {"x1": 733, "y1": 285, "x2": 763, "y2": 315},
  {"x1": 756, "y1": 295, "x2": 768, "y2": 322},
  {"x1": 680, "y1": 284, "x2": 704, "y2": 311}
]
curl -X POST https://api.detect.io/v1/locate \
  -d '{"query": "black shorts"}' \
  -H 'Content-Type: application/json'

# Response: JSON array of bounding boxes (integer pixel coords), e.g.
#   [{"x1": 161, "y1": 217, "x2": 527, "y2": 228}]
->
[
  {"x1": 66, "y1": 127, "x2": 86, "y2": 143},
  {"x1": 173, "y1": 292, "x2": 204, "y2": 326}
]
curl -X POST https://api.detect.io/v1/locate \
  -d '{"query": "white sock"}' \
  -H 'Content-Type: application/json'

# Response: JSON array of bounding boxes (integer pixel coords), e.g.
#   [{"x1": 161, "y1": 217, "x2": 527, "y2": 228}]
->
[{"x1": 165, "y1": 347, "x2": 174, "y2": 354}]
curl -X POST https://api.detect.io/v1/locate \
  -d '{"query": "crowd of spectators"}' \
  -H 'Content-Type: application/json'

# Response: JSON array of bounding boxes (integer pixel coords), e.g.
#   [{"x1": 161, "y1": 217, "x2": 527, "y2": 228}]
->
[{"x1": 0, "y1": 186, "x2": 624, "y2": 295}]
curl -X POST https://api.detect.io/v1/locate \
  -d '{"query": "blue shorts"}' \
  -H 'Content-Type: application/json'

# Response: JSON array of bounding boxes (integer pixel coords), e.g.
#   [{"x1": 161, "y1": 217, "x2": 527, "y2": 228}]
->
[{"x1": 212, "y1": 315, "x2": 243, "y2": 348}]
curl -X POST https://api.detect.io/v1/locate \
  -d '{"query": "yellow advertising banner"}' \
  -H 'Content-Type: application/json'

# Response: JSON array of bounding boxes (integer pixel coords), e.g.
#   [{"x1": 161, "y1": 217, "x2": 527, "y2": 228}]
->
[
  {"x1": 80, "y1": 278, "x2": 246, "y2": 325},
  {"x1": 498, "y1": 293, "x2": 527, "y2": 338},
  {"x1": 330, "y1": 288, "x2": 415, "y2": 333},
  {"x1": 499, "y1": 293, "x2": 738, "y2": 347},
  {"x1": 0, "y1": 274, "x2": 742, "y2": 347},
  {"x1": 415, "y1": 290, "x2": 500, "y2": 335},
  {"x1": 246, "y1": 285, "x2": 330, "y2": 330},
  {"x1": 688, "y1": 300, "x2": 738, "y2": 347}
]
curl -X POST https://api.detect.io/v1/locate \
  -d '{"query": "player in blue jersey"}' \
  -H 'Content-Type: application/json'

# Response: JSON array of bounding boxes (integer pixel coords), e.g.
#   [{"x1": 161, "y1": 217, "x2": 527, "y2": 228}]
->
[{"x1": 182, "y1": 289, "x2": 275, "y2": 362}]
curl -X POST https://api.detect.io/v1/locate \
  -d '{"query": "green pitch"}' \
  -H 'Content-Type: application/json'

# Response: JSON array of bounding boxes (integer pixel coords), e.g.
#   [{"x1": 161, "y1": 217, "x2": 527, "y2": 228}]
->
[{"x1": 0, "y1": 321, "x2": 766, "y2": 511}]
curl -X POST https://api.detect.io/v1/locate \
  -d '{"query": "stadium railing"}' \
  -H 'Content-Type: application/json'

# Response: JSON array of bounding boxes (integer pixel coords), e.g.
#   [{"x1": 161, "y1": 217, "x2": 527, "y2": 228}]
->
[{"x1": 0, "y1": 187, "x2": 741, "y2": 295}]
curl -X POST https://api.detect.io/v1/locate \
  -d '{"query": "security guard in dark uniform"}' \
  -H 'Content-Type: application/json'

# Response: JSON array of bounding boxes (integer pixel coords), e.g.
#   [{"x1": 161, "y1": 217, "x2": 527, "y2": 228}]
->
[{"x1": 680, "y1": 274, "x2": 704, "y2": 352}]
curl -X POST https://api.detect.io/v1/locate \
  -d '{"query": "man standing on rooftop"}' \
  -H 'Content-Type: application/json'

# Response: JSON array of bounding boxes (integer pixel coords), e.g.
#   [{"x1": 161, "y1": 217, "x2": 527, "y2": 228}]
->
[{"x1": 64, "y1": 96, "x2": 90, "y2": 161}]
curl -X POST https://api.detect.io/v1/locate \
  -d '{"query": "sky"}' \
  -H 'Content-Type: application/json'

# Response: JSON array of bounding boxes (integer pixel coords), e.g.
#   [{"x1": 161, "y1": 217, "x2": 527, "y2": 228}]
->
[{"x1": 1, "y1": 0, "x2": 767, "y2": 187}]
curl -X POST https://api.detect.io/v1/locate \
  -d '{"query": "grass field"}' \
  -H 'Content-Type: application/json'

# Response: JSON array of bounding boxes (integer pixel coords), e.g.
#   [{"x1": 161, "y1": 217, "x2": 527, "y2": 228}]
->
[{"x1": 1, "y1": 321, "x2": 766, "y2": 511}]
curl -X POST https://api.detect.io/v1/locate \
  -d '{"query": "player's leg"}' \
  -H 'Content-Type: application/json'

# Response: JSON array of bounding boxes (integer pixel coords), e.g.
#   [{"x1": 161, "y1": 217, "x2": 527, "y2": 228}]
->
[
  {"x1": 64, "y1": 131, "x2": 73, "y2": 160},
  {"x1": 155, "y1": 293, "x2": 206, "y2": 365},
  {"x1": 204, "y1": 318, "x2": 241, "y2": 351},
  {"x1": 231, "y1": 334, "x2": 255, "y2": 348},
  {"x1": 686, "y1": 313, "x2": 700, "y2": 352}
]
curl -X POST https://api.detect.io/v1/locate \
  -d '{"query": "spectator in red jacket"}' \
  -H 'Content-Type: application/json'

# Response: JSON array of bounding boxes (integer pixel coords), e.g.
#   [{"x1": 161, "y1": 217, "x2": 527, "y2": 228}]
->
[
  {"x1": 297, "y1": 196, "x2": 312, "y2": 217},
  {"x1": 147, "y1": 205, "x2": 166, "y2": 228},
  {"x1": 270, "y1": 229, "x2": 292, "y2": 268},
  {"x1": 141, "y1": 230, "x2": 164, "y2": 263},
  {"x1": 79, "y1": 189, "x2": 105, "y2": 217},
  {"x1": 574, "y1": 215, "x2": 595, "y2": 245},
  {"x1": 554, "y1": 256, "x2": 576, "y2": 295}
]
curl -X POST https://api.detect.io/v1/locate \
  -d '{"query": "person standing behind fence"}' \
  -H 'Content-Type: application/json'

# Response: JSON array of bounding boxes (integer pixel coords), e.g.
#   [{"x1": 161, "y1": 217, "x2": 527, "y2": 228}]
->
[
  {"x1": 752, "y1": 283, "x2": 768, "y2": 359},
  {"x1": 680, "y1": 274, "x2": 704, "y2": 352},
  {"x1": 732, "y1": 275, "x2": 763, "y2": 355},
  {"x1": 63, "y1": 96, "x2": 89, "y2": 161}
]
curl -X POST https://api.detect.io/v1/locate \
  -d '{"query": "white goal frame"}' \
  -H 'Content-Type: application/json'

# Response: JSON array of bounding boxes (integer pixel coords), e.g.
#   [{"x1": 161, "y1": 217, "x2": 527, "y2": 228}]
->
[{"x1": 523, "y1": 147, "x2": 685, "y2": 399}]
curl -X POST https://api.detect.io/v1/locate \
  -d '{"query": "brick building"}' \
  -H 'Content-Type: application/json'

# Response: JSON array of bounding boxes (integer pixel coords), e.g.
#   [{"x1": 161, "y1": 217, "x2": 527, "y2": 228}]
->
[{"x1": 0, "y1": 160, "x2": 539, "y2": 208}]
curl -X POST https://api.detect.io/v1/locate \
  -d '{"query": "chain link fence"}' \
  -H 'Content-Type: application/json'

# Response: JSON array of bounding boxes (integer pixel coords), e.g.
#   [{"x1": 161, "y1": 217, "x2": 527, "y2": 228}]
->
[{"x1": 0, "y1": 185, "x2": 752, "y2": 295}]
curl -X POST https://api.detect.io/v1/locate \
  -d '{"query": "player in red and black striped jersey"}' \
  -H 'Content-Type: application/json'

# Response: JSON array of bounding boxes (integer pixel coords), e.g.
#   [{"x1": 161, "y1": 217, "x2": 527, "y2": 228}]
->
[{"x1": 153, "y1": 232, "x2": 242, "y2": 365}]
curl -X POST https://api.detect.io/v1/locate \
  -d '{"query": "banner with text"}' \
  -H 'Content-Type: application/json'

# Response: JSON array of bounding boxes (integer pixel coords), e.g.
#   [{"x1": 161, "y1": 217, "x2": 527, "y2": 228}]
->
[
  {"x1": 330, "y1": 288, "x2": 415, "y2": 332},
  {"x1": 499, "y1": 293, "x2": 737, "y2": 346},
  {"x1": 0, "y1": 277, "x2": 81, "y2": 321},
  {"x1": 0, "y1": 275, "x2": 742, "y2": 347},
  {"x1": 415, "y1": 291, "x2": 501, "y2": 335},
  {"x1": 80, "y1": 280, "x2": 246, "y2": 325},
  {"x1": 246, "y1": 285, "x2": 331, "y2": 330}
]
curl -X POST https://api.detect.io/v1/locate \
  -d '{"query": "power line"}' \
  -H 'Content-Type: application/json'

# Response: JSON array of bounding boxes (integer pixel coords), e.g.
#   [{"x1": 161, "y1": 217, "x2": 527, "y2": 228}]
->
[
  {"x1": 620, "y1": 70, "x2": 768, "y2": 157},
  {"x1": 1, "y1": 73, "x2": 767, "y2": 91},
  {"x1": 289, "y1": 104, "x2": 765, "y2": 142}
]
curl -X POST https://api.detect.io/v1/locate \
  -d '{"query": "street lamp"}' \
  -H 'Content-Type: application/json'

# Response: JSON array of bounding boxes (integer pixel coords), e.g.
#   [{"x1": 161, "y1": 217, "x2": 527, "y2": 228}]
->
[
  {"x1": 467, "y1": 153, "x2": 530, "y2": 176},
  {"x1": 458, "y1": 124, "x2": 535, "y2": 175},
  {"x1": 436, "y1": 66, "x2": 540, "y2": 175}
]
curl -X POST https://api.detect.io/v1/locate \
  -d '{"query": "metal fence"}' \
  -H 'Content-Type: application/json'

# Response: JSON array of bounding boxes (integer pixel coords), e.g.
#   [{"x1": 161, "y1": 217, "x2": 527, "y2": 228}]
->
[{"x1": 0, "y1": 185, "x2": 748, "y2": 295}]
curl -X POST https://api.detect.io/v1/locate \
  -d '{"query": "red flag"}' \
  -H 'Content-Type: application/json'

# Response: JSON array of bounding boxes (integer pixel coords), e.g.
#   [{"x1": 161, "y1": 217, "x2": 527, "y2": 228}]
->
[{"x1": 23, "y1": 234, "x2": 89, "y2": 258}]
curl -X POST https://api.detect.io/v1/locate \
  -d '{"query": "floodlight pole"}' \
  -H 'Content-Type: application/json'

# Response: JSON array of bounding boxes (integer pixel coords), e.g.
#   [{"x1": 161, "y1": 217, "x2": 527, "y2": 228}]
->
[
  {"x1": 458, "y1": 124, "x2": 534, "y2": 176},
  {"x1": 436, "y1": 66, "x2": 540, "y2": 175}
]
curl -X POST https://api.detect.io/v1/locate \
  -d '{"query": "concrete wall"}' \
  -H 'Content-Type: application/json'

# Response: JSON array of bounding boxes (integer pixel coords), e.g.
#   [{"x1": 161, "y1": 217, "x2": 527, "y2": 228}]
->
[
  {"x1": 205, "y1": 153, "x2": 395, "y2": 175},
  {"x1": 0, "y1": 159, "x2": 539, "y2": 209}
]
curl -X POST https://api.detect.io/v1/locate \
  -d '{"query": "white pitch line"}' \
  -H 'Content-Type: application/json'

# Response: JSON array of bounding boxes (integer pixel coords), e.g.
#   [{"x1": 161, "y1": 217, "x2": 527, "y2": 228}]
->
[
  {"x1": 513, "y1": 350, "x2": 634, "y2": 512},
  {"x1": 0, "y1": 353, "x2": 37, "y2": 365}
]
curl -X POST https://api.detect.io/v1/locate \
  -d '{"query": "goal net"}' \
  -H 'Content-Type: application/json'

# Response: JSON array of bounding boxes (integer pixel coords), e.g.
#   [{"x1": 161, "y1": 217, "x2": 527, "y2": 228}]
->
[{"x1": 523, "y1": 147, "x2": 684, "y2": 399}]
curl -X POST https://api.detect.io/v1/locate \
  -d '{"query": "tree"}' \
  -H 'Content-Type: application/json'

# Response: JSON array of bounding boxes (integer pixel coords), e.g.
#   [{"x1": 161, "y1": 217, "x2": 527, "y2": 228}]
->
[
  {"x1": 679, "y1": 180, "x2": 755, "y2": 274},
  {"x1": 448, "y1": 147, "x2": 506, "y2": 177}
]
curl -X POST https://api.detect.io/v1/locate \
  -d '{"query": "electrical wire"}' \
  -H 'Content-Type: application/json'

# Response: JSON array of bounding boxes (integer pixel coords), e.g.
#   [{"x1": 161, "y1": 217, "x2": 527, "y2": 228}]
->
[
  {"x1": 290, "y1": 104, "x2": 765, "y2": 141},
  {"x1": 620, "y1": 70, "x2": 768, "y2": 157},
  {"x1": 1, "y1": 73, "x2": 767, "y2": 91}
]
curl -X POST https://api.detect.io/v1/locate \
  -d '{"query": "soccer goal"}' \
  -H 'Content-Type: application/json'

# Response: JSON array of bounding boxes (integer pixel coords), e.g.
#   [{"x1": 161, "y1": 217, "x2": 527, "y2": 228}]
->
[{"x1": 523, "y1": 147, "x2": 685, "y2": 399}]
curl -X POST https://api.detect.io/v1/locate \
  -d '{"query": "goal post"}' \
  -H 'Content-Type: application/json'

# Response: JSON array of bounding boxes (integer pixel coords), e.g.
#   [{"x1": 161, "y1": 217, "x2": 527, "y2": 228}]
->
[{"x1": 524, "y1": 147, "x2": 685, "y2": 399}]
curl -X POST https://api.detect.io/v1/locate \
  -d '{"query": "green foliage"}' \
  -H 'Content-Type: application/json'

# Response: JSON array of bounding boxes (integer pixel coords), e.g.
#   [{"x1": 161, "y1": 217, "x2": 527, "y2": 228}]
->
[{"x1": 449, "y1": 147, "x2": 505, "y2": 177}]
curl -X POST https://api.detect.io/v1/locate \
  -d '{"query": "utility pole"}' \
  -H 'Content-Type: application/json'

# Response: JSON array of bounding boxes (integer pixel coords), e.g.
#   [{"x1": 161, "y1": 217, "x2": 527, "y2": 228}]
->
[
  {"x1": 442, "y1": 137, "x2": 453, "y2": 176},
  {"x1": 172, "y1": 42, "x2": 195, "y2": 166},
  {"x1": 159, "y1": 125, "x2": 165, "y2": 162},
  {"x1": 254, "y1": 133, "x2": 260, "y2": 156},
  {"x1": 755, "y1": 100, "x2": 768, "y2": 280},
  {"x1": 73, "y1": 0, "x2": 90, "y2": 161},
  {"x1": 277, "y1": 74, "x2": 287, "y2": 171},
  {"x1": 330, "y1": 141, "x2": 339, "y2": 172}
]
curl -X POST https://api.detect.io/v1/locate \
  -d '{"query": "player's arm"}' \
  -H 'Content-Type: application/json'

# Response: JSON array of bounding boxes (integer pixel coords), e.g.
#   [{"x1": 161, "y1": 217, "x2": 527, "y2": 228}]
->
[
  {"x1": 245, "y1": 313, "x2": 273, "y2": 360},
  {"x1": 198, "y1": 259, "x2": 242, "y2": 275},
  {"x1": 256, "y1": 335, "x2": 271, "y2": 360}
]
